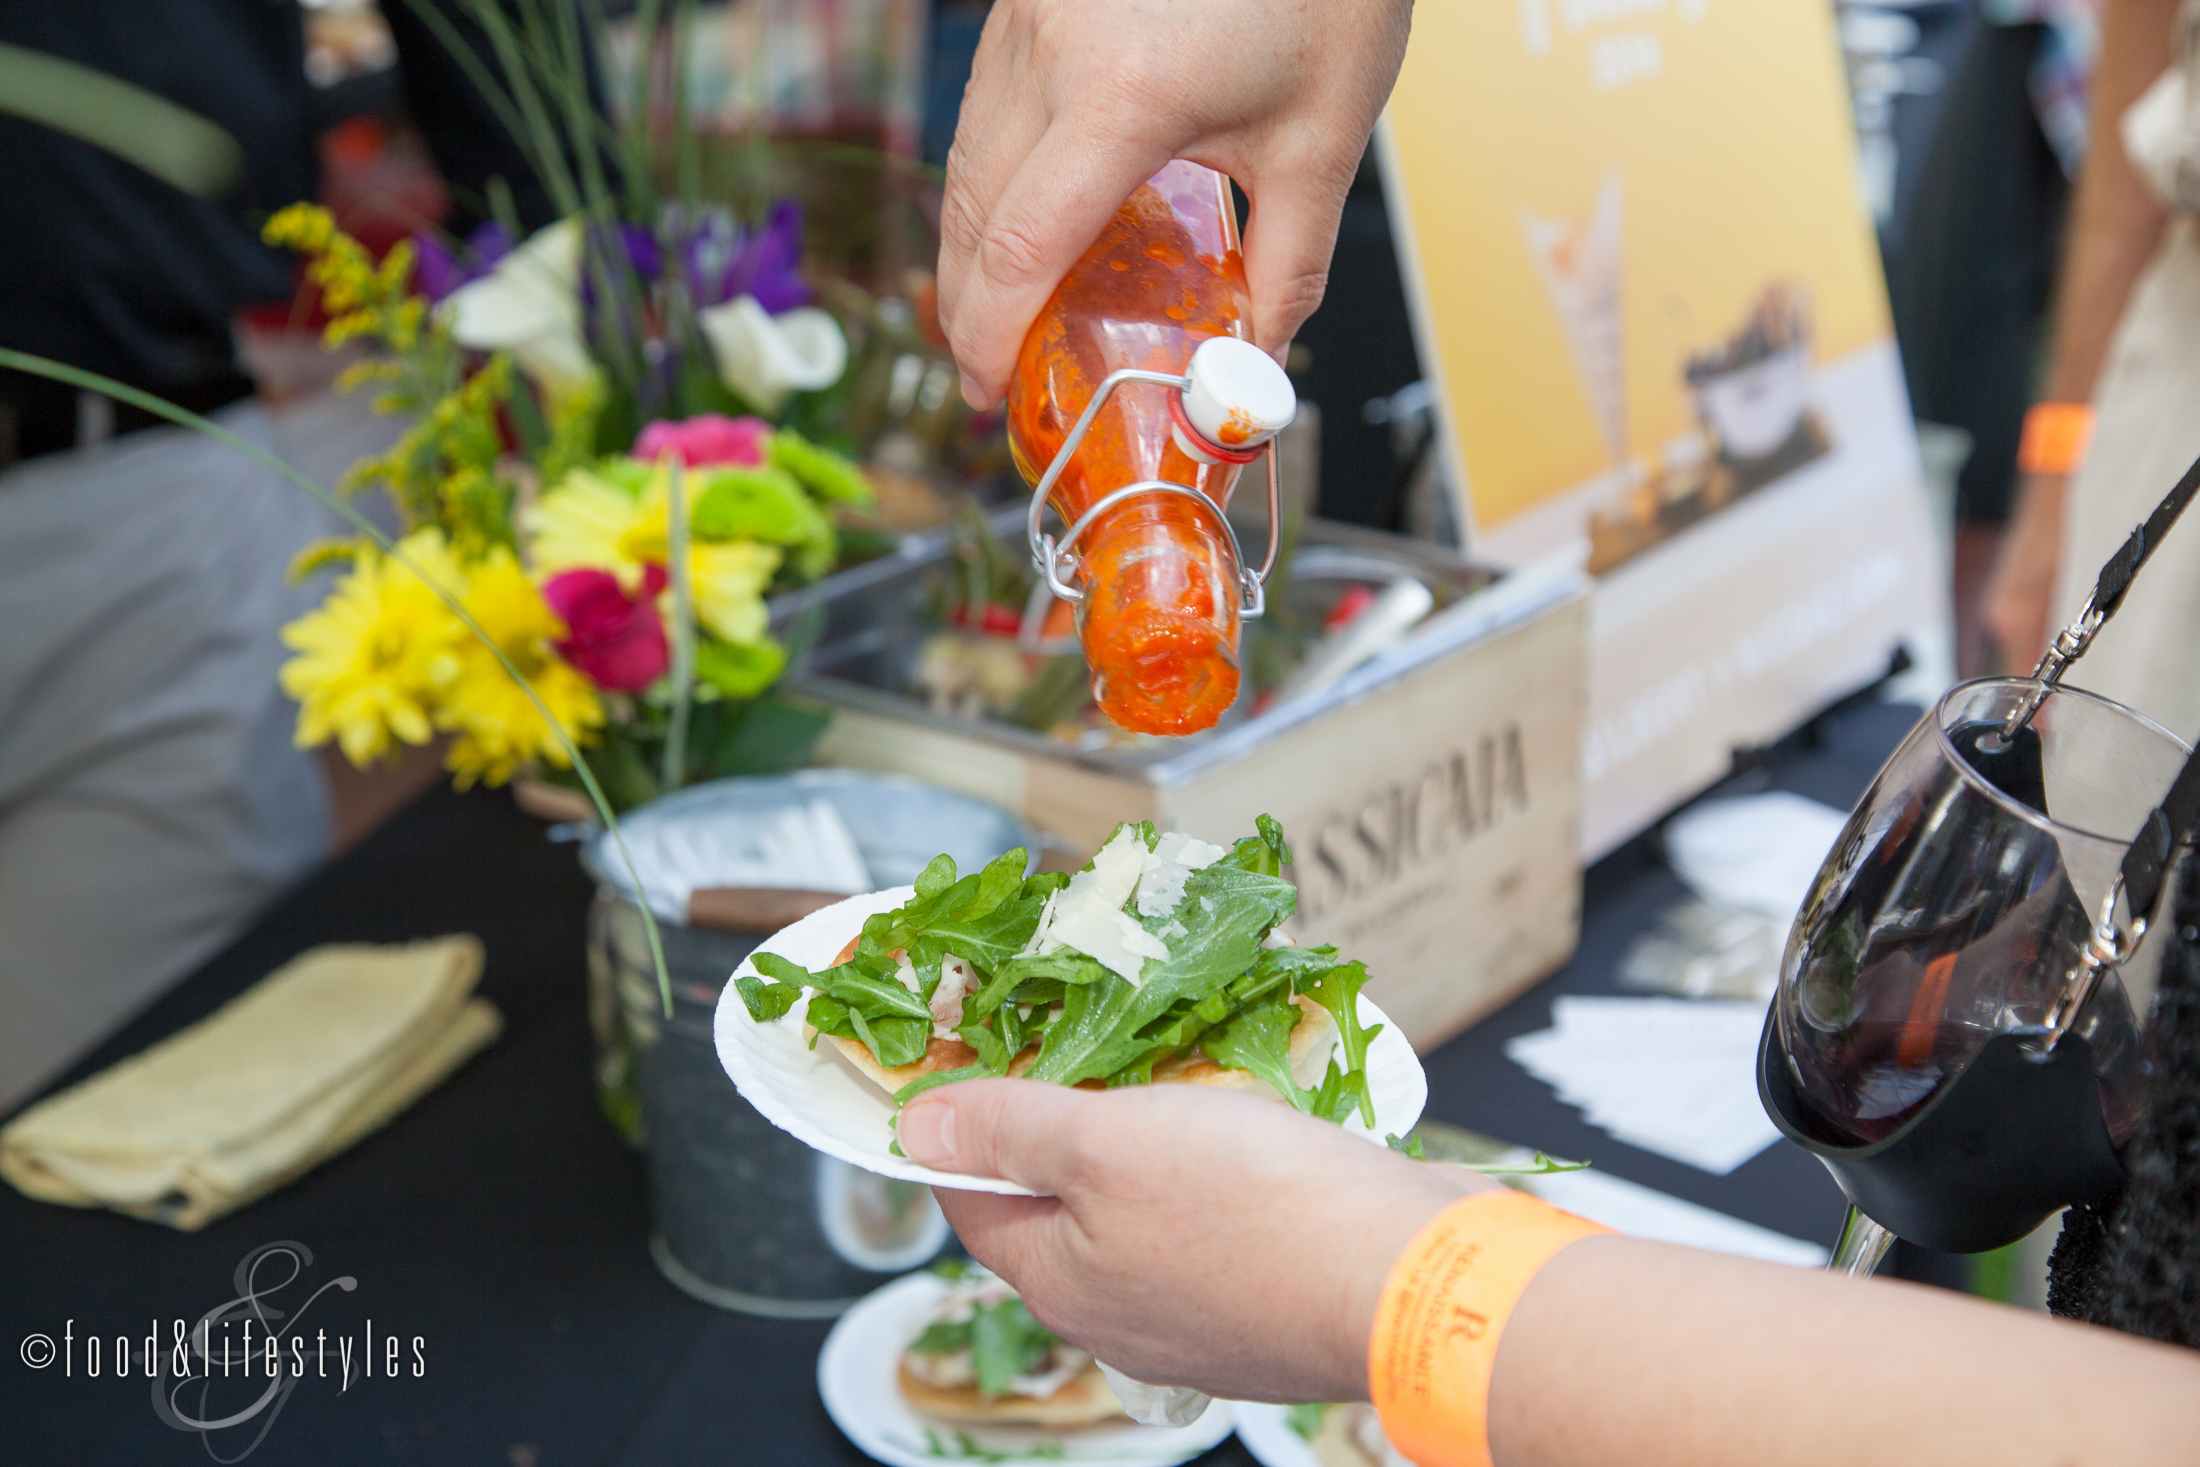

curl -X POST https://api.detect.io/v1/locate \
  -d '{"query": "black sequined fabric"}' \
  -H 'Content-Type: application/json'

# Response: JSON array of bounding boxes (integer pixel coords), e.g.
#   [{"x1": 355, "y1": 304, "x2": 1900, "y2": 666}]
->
[{"x1": 2046, "y1": 856, "x2": 2200, "y2": 1346}]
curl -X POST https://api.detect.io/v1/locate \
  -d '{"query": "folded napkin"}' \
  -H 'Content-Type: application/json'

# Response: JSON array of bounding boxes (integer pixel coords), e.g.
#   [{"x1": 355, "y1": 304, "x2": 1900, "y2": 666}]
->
[{"x1": 0, "y1": 937, "x2": 499, "y2": 1230}]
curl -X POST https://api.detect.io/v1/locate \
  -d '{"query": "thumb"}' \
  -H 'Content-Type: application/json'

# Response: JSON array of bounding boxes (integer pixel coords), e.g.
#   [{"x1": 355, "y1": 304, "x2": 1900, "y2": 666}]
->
[
  {"x1": 898, "y1": 1077, "x2": 1103, "y2": 1197},
  {"x1": 1235, "y1": 159, "x2": 1353, "y2": 356}
]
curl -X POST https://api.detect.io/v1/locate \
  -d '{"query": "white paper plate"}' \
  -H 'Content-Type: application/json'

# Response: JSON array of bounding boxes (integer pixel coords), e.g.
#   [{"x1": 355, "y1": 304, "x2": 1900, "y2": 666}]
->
[
  {"x1": 1232, "y1": 1402, "x2": 1328, "y2": 1467},
  {"x1": 819, "y1": 1271, "x2": 1237, "y2": 1467},
  {"x1": 714, "y1": 888, "x2": 1429, "y2": 1196}
]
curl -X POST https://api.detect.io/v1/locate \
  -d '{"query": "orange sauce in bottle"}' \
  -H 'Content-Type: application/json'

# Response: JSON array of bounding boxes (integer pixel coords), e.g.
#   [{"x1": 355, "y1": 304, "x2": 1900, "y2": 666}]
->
[{"x1": 1007, "y1": 162, "x2": 1254, "y2": 737}]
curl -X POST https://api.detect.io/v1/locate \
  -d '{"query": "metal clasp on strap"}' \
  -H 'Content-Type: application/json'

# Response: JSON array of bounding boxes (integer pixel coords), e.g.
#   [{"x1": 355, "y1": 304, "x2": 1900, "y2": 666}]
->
[
  {"x1": 2040, "y1": 880, "x2": 2148, "y2": 1052},
  {"x1": 1023, "y1": 366, "x2": 1282, "y2": 618}
]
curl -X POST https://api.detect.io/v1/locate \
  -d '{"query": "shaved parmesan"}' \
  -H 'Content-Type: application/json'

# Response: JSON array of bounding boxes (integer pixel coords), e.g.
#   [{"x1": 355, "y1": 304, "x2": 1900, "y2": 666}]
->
[
  {"x1": 1086, "y1": 826, "x2": 1149, "y2": 909},
  {"x1": 1023, "y1": 826, "x2": 1172, "y2": 984},
  {"x1": 932, "y1": 955, "x2": 976, "y2": 1038},
  {"x1": 1135, "y1": 831, "x2": 1226, "y2": 919},
  {"x1": 1016, "y1": 889, "x2": 1062, "y2": 958},
  {"x1": 1046, "y1": 900, "x2": 1169, "y2": 985}
]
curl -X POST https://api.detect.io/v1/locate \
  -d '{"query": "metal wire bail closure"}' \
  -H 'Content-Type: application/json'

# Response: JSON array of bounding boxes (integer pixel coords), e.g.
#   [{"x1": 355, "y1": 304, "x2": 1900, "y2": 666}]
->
[{"x1": 1024, "y1": 365, "x2": 1284, "y2": 618}]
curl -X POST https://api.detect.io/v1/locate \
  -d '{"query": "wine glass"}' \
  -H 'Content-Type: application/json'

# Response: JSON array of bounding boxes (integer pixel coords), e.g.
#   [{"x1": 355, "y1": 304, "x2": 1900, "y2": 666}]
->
[{"x1": 1772, "y1": 678, "x2": 2187, "y2": 1274}]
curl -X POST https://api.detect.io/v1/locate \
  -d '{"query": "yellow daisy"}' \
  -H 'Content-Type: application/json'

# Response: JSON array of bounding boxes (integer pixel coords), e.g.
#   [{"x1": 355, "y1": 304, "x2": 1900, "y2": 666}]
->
[
  {"x1": 437, "y1": 549, "x2": 605, "y2": 788},
  {"x1": 279, "y1": 530, "x2": 467, "y2": 767},
  {"x1": 689, "y1": 541, "x2": 782, "y2": 645}
]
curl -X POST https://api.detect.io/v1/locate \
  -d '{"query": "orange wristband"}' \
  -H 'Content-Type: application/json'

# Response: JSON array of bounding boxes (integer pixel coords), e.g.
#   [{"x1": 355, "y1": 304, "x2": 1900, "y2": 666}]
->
[
  {"x1": 1367, "y1": 1191, "x2": 1612, "y2": 1467},
  {"x1": 2017, "y1": 402, "x2": 2095, "y2": 477}
]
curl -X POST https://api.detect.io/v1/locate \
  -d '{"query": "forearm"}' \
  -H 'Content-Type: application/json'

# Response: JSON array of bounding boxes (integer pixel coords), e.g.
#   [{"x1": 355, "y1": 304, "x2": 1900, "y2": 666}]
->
[
  {"x1": 2042, "y1": 0, "x2": 2178, "y2": 405},
  {"x1": 1487, "y1": 1236, "x2": 2200, "y2": 1467}
]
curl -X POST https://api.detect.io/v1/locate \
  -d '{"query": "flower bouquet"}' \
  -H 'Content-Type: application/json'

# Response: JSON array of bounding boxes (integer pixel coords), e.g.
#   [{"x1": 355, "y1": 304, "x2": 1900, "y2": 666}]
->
[{"x1": 265, "y1": 197, "x2": 876, "y2": 813}]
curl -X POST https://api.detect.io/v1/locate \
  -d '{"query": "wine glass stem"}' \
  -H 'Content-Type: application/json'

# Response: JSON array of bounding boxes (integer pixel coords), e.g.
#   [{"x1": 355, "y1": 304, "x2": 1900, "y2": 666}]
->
[{"x1": 1830, "y1": 1205, "x2": 1896, "y2": 1277}]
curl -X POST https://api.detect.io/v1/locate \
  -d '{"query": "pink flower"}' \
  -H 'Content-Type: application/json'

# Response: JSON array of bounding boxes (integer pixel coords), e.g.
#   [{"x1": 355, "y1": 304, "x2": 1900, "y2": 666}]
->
[
  {"x1": 542, "y1": 565, "x2": 670, "y2": 693},
  {"x1": 633, "y1": 413, "x2": 771, "y2": 468}
]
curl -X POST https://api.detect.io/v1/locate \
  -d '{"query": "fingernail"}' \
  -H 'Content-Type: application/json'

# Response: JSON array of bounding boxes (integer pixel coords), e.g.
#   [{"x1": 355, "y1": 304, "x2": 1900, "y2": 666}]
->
[
  {"x1": 900, "y1": 1100, "x2": 957, "y2": 1164},
  {"x1": 959, "y1": 372, "x2": 987, "y2": 411}
]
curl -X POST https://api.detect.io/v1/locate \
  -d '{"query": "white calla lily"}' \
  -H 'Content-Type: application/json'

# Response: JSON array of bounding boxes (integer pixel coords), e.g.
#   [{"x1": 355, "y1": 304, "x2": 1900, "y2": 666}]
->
[
  {"x1": 696, "y1": 295, "x2": 847, "y2": 412},
  {"x1": 441, "y1": 218, "x2": 593, "y2": 392}
]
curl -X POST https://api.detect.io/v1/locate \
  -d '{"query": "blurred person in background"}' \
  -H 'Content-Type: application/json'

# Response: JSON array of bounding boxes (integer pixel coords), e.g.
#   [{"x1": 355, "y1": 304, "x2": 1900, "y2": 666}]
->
[
  {"x1": 1986, "y1": 0, "x2": 2200, "y2": 735},
  {"x1": 0, "y1": 0, "x2": 557, "y2": 1111},
  {"x1": 1885, "y1": 0, "x2": 2097, "y2": 678}
]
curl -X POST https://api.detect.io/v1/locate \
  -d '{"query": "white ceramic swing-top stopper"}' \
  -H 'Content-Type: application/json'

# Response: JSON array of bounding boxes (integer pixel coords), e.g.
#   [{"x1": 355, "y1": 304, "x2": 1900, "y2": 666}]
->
[{"x1": 1174, "y1": 335, "x2": 1296, "y2": 463}]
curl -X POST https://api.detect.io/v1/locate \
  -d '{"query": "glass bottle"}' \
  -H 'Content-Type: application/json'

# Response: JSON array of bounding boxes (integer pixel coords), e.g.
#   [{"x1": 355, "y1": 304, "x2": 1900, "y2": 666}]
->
[{"x1": 1007, "y1": 161, "x2": 1287, "y2": 737}]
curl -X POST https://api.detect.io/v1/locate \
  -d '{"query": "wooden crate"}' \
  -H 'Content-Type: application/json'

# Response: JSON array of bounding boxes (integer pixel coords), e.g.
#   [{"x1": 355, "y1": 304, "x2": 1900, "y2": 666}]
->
[{"x1": 802, "y1": 573, "x2": 1588, "y2": 1053}]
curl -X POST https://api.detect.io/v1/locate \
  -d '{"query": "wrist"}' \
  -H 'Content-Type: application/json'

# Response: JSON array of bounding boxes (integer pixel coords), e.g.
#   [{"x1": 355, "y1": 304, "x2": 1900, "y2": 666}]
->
[{"x1": 1329, "y1": 1168, "x2": 1497, "y2": 1402}]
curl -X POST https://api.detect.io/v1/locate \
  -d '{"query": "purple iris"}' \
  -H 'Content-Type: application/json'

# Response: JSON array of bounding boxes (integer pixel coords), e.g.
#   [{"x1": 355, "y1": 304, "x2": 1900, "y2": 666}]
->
[
  {"x1": 410, "y1": 221, "x2": 513, "y2": 303},
  {"x1": 680, "y1": 201, "x2": 810, "y2": 313},
  {"x1": 613, "y1": 222, "x2": 661, "y2": 282}
]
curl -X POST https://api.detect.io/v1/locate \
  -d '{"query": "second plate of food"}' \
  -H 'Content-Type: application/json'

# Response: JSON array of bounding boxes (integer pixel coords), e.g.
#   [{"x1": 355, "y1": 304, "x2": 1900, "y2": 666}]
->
[{"x1": 820, "y1": 1267, "x2": 1236, "y2": 1467}]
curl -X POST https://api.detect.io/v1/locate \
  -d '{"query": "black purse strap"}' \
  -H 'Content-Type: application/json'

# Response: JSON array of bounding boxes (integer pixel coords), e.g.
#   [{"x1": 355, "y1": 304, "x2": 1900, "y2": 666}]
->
[
  {"x1": 2075, "y1": 449, "x2": 2200, "y2": 633},
  {"x1": 2122, "y1": 742, "x2": 2200, "y2": 932}
]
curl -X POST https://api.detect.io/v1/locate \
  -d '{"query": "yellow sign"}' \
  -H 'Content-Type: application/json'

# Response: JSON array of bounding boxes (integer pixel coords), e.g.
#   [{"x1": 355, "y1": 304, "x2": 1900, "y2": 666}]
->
[{"x1": 1382, "y1": 0, "x2": 1892, "y2": 547}]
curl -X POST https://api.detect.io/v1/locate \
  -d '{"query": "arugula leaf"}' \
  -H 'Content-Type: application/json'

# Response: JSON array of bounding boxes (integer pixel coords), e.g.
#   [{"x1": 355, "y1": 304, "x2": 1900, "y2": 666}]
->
[
  {"x1": 848, "y1": 1008, "x2": 930, "y2": 1067},
  {"x1": 970, "y1": 1297, "x2": 1055, "y2": 1396},
  {"x1": 749, "y1": 950, "x2": 928, "y2": 1068},
  {"x1": 911, "y1": 1427, "x2": 1067, "y2": 1462},
  {"x1": 1026, "y1": 858, "x2": 1297, "y2": 1086},
  {"x1": 859, "y1": 855, "x2": 1056, "y2": 996},
  {"x1": 1200, "y1": 996, "x2": 1312, "y2": 1112},
  {"x1": 1219, "y1": 813, "x2": 1294, "y2": 877},
  {"x1": 1296, "y1": 959, "x2": 1382, "y2": 1126},
  {"x1": 914, "y1": 852, "x2": 959, "y2": 901},
  {"x1": 975, "y1": 947, "x2": 1110, "y2": 1000},
  {"x1": 1386, "y1": 1132, "x2": 1428, "y2": 1159},
  {"x1": 1306, "y1": 1059, "x2": 1370, "y2": 1125},
  {"x1": 1229, "y1": 943, "x2": 1343, "y2": 1007},
  {"x1": 958, "y1": 1014, "x2": 1014, "y2": 1074},
  {"x1": 892, "y1": 1062, "x2": 994, "y2": 1107},
  {"x1": 907, "y1": 1319, "x2": 973, "y2": 1355},
  {"x1": 902, "y1": 1293, "x2": 1060, "y2": 1399},
  {"x1": 1466, "y1": 1151, "x2": 1592, "y2": 1176},
  {"x1": 956, "y1": 997, "x2": 1041, "y2": 1076},
  {"x1": 754, "y1": 950, "x2": 928, "y2": 1021},
  {"x1": 734, "y1": 973, "x2": 802, "y2": 1022},
  {"x1": 1285, "y1": 1403, "x2": 1332, "y2": 1441},
  {"x1": 804, "y1": 993, "x2": 854, "y2": 1049}
]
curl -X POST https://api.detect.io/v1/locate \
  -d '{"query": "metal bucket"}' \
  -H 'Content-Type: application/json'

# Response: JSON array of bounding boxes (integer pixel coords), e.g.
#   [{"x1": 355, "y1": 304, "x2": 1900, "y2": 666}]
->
[{"x1": 584, "y1": 771, "x2": 1034, "y2": 1317}]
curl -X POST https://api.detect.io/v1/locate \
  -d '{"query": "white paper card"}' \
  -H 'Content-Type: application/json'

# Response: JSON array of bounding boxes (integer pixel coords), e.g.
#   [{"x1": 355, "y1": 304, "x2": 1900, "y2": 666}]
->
[
  {"x1": 1506, "y1": 996, "x2": 1781, "y2": 1175},
  {"x1": 1664, "y1": 790, "x2": 1850, "y2": 920}
]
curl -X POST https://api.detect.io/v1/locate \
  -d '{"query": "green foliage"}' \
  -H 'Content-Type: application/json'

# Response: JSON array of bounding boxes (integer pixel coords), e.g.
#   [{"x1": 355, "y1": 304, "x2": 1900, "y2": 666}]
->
[{"x1": 545, "y1": 692, "x2": 831, "y2": 812}]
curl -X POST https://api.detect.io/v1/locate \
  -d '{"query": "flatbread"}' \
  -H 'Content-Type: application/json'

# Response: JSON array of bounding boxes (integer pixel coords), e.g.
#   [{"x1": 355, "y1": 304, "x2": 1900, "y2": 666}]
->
[
  {"x1": 897, "y1": 1358, "x2": 1126, "y2": 1427},
  {"x1": 817, "y1": 935, "x2": 1336, "y2": 1102}
]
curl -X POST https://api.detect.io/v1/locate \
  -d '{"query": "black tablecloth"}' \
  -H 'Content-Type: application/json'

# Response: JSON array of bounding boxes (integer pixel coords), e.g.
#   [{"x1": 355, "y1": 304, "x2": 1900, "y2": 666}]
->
[{"x1": 0, "y1": 700, "x2": 1925, "y2": 1467}]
